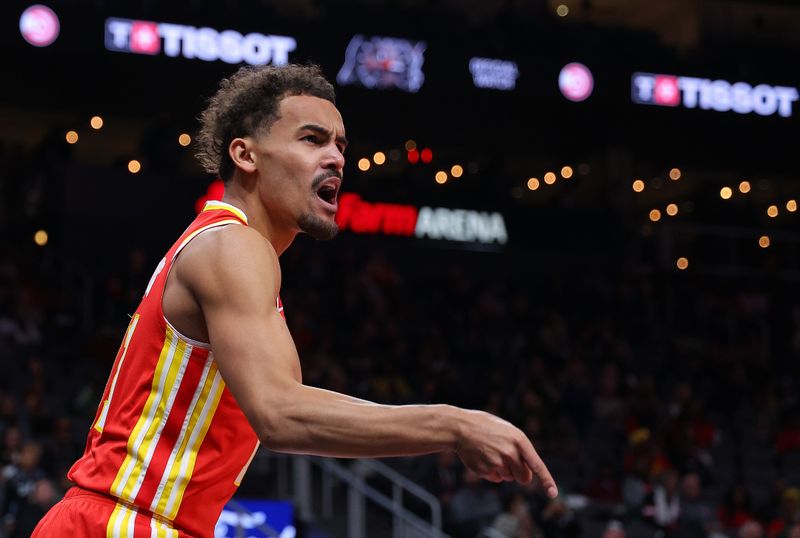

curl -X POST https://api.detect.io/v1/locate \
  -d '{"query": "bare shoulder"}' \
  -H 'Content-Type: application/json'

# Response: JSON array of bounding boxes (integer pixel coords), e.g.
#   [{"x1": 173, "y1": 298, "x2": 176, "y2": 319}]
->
[{"x1": 175, "y1": 224, "x2": 281, "y2": 304}]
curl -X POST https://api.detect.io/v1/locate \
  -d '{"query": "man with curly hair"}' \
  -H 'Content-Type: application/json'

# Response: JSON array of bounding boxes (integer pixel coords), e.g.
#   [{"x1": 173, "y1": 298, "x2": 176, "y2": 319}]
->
[{"x1": 34, "y1": 64, "x2": 556, "y2": 538}]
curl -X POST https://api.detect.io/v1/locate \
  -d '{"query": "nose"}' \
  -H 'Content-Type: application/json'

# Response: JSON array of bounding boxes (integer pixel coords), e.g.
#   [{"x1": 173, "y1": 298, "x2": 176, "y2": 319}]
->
[{"x1": 322, "y1": 143, "x2": 345, "y2": 173}]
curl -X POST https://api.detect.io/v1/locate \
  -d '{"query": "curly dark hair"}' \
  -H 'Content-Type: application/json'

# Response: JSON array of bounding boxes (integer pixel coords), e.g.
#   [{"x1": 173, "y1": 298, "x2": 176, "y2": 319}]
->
[{"x1": 196, "y1": 64, "x2": 336, "y2": 181}]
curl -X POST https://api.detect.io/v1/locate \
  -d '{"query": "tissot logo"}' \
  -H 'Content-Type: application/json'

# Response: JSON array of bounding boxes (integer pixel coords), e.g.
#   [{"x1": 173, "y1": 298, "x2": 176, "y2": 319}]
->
[
  {"x1": 104, "y1": 17, "x2": 296, "y2": 65},
  {"x1": 632, "y1": 72, "x2": 799, "y2": 117},
  {"x1": 335, "y1": 193, "x2": 508, "y2": 245}
]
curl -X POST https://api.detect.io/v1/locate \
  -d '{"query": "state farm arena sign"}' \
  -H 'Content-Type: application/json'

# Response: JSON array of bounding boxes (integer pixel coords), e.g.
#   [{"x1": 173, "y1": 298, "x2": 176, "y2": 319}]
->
[{"x1": 335, "y1": 193, "x2": 508, "y2": 245}]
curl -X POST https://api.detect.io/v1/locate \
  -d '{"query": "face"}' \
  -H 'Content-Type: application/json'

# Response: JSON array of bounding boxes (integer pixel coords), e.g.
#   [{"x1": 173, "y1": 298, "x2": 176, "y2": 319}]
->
[{"x1": 248, "y1": 94, "x2": 347, "y2": 240}]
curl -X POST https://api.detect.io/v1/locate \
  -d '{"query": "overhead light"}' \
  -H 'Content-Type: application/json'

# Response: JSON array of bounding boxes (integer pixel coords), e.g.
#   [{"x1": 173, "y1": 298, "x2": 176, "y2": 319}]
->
[{"x1": 34, "y1": 229, "x2": 48, "y2": 246}]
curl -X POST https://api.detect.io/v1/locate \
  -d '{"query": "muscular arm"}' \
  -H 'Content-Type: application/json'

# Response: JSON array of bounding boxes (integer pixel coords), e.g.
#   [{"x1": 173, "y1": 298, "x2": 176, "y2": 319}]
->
[{"x1": 176, "y1": 225, "x2": 556, "y2": 494}]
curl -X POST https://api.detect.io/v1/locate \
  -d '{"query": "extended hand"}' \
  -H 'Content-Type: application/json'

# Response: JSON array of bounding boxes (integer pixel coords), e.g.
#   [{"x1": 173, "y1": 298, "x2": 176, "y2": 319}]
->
[{"x1": 454, "y1": 409, "x2": 558, "y2": 498}]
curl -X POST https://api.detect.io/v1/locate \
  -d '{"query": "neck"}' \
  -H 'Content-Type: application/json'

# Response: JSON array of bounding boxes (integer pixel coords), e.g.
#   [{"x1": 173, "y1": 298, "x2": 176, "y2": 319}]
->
[{"x1": 221, "y1": 181, "x2": 297, "y2": 256}]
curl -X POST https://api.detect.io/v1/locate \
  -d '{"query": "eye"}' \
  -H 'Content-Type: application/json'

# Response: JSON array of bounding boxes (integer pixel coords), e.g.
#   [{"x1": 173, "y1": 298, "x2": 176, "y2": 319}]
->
[{"x1": 302, "y1": 134, "x2": 319, "y2": 144}]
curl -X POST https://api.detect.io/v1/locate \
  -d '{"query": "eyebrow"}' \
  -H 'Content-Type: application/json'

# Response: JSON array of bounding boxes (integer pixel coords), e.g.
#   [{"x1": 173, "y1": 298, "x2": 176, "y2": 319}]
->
[{"x1": 299, "y1": 123, "x2": 348, "y2": 148}]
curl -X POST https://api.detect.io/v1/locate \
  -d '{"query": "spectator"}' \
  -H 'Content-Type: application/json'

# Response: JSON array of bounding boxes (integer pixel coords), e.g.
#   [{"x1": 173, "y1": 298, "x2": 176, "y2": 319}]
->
[
  {"x1": 539, "y1": 495, "x2": 581, "y2": 538},
  {"x1": 10, "y1": 478, "x2": 58, "y2": 538},
  {"x1": 1, "y1": 441, "x2": 46, "y2": 537},
  {"x1": 719, "y1": 485, "x2": 757, "y2": 532},
  {"x1": 766, "y1": 488, "x2": 800, "y2": 538},
  {"x1": 642, "y1": 468, "x2": 681, "y2": 535},
  {"x1": 602, "y1": 520, "x2": 626, "y2": 538},
  {"x1": 448, "y1": 469, "x2": 503, "y2": 538},
  {"x1": 740, "y1": 521, "x2": 765, "y2": 538},
  {"x1": 677, "y1": 472, "x2": 714, "y2": 538},
  {"x1": 481, "y1": 490, "x2": 538, "y2": 538}
]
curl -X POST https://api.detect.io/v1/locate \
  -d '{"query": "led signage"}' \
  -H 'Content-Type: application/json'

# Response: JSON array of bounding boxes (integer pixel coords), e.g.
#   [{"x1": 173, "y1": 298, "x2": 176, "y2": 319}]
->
[
  {"x1": 336, "y1": 193, "x2": 508, "y2": 245},
  {"x1": 337, "y1": 35, "x2": 426, "y2": 93},
  {"x1": 216, "y1": 499, "x2": 295, "y2": 538},
  {"x1": 105, "y1": 17, "x2": 296, "y2": 65},
  {"x1": 632, "y1": 72, "x2": 799, "y2": 117},
  {"x1": 559, "y1": 62, "x2": 594, "y2": 102},
  {"x1": 20, "y1": 4, "x2": 60, "y2": 47},
  {"x1": 469, "y1": 57, "x2": 518, "y2": 90}
]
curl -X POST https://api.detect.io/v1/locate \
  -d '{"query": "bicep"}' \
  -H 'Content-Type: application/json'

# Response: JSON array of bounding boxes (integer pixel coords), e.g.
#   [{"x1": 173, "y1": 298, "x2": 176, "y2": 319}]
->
[{"x1": 184, "y1": 227, "x2": 302, "y2": 426}]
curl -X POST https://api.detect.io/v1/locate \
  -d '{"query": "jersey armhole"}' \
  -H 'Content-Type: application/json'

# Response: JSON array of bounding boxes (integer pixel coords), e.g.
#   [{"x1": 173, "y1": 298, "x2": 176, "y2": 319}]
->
[{"x1": 158, "y1": 219, "x2": 244, "y2": 349}]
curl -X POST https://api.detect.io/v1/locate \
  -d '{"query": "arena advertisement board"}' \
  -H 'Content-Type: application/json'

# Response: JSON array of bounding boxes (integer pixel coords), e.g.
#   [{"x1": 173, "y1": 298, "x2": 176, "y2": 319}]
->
[
  {"x1": 19, "y1": 4, "x2": 60, "y2": 47},
  {"x1": 335, "y1": 193, "x2": 508, "y2": 245},
  {"x1": 469, "y1": 57, "x2": 519, "y2": 90},
  {"x1": 631, "y1": 72, "x2": 799, "y2": 117},
  {"x1": 559, "y1": 62, "x2": 594, "y2": 102},
  {"x1": 215, "y1": 499, "x2": 295, "y2": 538},
  {"x1": 337, "y1": 34, "x2": 426, "y2": 92},
  {"x1": 104, "y1": 17, "x2": 297, "y2": 65}
]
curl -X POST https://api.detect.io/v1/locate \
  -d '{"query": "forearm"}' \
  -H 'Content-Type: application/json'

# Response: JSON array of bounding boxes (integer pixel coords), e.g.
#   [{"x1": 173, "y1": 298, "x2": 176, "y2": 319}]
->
[{"x1": 256, "y1": 384, "x2": 462, "y2": 458}]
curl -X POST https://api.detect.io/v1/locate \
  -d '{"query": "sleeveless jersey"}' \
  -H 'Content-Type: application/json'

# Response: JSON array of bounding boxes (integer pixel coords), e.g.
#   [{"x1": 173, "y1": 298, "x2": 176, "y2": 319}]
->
[{"x1": 69, "y1": 201, "x2": 279, "y2": 538}]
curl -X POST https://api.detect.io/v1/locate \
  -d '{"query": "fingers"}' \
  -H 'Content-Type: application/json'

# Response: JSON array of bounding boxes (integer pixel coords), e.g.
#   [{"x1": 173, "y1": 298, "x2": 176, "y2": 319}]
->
[
  {"x1": 520, "y1": 441, "x2": 558, "y2": 498},
  {"x1": 497, "y1": 465, "x2": 514, "y2": 482},
  {"x1": 485, "y1": 470, "x2": 503, "y2": 483},
  {"x1": 504, "y1": 453, "x2": 533, "y2": 484}
]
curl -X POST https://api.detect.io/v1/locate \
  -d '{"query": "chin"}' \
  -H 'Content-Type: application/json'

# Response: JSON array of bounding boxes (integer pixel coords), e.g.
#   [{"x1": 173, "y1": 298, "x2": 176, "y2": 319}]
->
[{"x1": 298, "y1": 212, "x2": 339, "y2": 241}]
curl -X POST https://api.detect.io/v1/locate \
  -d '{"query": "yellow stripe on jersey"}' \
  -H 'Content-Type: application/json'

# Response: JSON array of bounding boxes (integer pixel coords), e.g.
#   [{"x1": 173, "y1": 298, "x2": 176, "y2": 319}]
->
[
  {"x1": 106, "y1": 502, "x2": 123, "y2": 538},
  {"x1": 158, "y1": 364, "x2": 225, "y2": 520},
  {"x1": 106, "y1": 502, "x2": 137, "y2": 538},
  {"x1": 202, "y1": 200, "x2": 248, "y2": 224},
  {"x1": 149, "y1": 355, "x2": 217, "y2": 514},
  {"x1": 96, "y1": 314, "x2": 141, "y2": 433},
  {"x1": 111, "y1": 325, "x2": 192, "y2": 502},
  {"x1": 150, "y1": 517, "x2": 180, "y2": 538}
]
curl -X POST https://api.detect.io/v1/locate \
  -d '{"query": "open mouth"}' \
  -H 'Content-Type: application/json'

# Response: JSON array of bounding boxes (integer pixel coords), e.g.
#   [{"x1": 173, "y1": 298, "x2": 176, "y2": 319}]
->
[{"x1": 315, "y1": 178, "x2": 341, "y2": 207}]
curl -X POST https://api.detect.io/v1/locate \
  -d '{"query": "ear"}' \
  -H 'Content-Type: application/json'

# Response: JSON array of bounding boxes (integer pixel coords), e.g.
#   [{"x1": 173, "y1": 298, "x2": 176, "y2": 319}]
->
[{"x1": 228, "y1": 138, "x2": 257, "y2": 175}]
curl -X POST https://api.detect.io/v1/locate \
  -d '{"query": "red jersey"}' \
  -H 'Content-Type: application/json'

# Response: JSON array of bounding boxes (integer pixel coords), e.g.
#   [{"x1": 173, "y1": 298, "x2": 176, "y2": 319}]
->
[{"x1": 70, "y1": 201, "x2": 275, "y2": 538}]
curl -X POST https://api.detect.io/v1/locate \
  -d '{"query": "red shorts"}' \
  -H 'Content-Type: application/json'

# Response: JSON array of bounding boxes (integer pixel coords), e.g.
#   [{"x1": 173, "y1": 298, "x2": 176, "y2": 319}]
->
[{"x1": 32, "y1": 486, "x2": 187, "y2": 537}]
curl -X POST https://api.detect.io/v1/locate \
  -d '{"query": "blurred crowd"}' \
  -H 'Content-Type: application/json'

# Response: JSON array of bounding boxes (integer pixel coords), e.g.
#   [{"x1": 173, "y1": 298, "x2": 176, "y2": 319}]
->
[{"x1": 1, "y1": 138, "x2": 800, "y2": 538}]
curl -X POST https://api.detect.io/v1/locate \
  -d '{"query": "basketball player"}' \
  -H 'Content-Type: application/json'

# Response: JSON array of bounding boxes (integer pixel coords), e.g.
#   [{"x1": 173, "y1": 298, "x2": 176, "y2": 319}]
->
[{"x1": 33, "y1": 64, "x2": 557, "y2": 537}]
